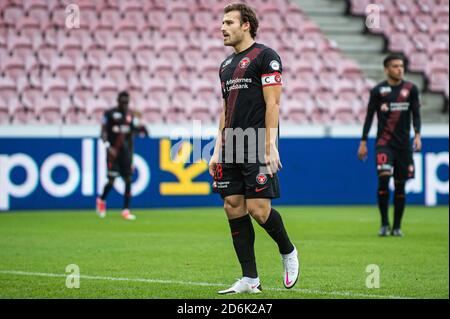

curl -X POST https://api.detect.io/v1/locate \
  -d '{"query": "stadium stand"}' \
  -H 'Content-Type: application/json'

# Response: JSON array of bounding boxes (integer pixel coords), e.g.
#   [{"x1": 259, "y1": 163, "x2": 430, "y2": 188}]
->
[
  {"x1": 0, "y1": 0, "x2": 448, "y2": 124},
  {"x1": 348, "y1": 0, "x2": 449, "y2": 111}
]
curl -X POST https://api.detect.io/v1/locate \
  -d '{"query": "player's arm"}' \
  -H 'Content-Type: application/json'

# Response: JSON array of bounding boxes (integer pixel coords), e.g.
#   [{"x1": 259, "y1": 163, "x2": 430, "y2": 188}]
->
[
  {"x1": 101, "y1": 112, "x2": 115, "y2": 156},
  {"x1": 358, "y1": 89, "x2": 377, "y2": 161},
  {"x1": 411, "y1": 85, "x2": 422, "y2": 152},
  {"x1": 209, "y1": 100, "x2": 226, "y2": 177},
  {"x1": 263, "y1": 84, "x2": 282, "y2": 177}
]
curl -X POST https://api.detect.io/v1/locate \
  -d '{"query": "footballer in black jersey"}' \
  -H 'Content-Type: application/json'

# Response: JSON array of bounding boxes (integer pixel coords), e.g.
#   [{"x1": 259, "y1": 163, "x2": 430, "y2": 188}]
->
[
  {"x1": 209, "y1": 3, "x2": 299, "y2": 295},
  {"x1": 96, "y1": 91, "x2": 148, "y2": 221},
  {"x1": 358, "y1": 54, "x2": 422, "y2": 237}
]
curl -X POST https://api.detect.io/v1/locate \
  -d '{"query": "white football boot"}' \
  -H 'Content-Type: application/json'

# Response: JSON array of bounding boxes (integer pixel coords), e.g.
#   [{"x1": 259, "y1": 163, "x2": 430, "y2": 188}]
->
[
  {"x1": 282, "y1": 246, "x2": 299, "y2": 289},
  {"x1": 218, "y1": 279, "x2": 262, "y2": 295},
  {"x1": 121, "y1": 209, "x2": 136, "y2": 221}
]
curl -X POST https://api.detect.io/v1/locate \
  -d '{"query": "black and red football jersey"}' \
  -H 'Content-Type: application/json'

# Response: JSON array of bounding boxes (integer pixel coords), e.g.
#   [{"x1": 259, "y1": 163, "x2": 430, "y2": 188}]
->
[{"x1": 361, "y1": 80, "x2": 421, "y2": 150}]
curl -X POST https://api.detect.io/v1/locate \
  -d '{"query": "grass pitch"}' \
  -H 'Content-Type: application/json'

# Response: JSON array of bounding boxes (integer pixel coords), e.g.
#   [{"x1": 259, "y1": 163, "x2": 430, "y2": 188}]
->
[{"x1": 0, "y1": 206, "x2": 448, "y2": 299}]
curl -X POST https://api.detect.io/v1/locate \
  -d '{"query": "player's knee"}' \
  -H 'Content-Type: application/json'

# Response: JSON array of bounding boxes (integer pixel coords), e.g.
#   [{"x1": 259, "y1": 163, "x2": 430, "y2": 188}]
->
[
  {"x1": 124, "y1": 176, "x2": 132, "y2": 184},
  {"x1": 378, "y1": 174, "x2": 390, "y2": 194},
  {"x1": 394, "y1": 180, "x2": 406, "y2": 196},
  {"x1": 247, "y1": 201, "x2": 271, "y2": 224},
  {"x1": 107, "y1": 177, "x2": 115, "y2": 186},
  {"x1": 224, "y1": 197, "x2": 245, "y2": 215}
]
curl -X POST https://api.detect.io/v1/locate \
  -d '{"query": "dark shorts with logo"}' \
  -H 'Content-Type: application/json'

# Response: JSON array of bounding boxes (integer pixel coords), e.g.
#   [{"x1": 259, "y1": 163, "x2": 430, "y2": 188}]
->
[
  {"x1": 212, "y1": 163, "x2": 280, "y2": 199},
  {"x1": 376, "y1": 146, "x2": 415, "y2": 180},
  {"x1": 107, "y1": 150, "x2": 132, "y2": 178}
]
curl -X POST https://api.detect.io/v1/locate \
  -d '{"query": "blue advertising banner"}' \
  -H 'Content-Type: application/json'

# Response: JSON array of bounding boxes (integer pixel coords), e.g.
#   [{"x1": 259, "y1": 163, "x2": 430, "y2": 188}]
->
[{"x1": 0, "y1": 137, "x2": 448, "y2": 211}]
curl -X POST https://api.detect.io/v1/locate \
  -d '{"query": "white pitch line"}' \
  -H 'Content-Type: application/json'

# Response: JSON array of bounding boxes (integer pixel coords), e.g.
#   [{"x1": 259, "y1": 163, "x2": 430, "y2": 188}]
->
[{"x1": 0, "y1": 270, "x2": 413, "y2": 299}]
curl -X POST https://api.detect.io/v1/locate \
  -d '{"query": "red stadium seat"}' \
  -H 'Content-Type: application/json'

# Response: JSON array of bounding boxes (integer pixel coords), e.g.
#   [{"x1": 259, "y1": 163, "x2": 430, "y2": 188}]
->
[
  {"x1": 395, "y1": 0, "x2": 419, "y2": 15},
  {"x1": 94, "y1": 77, "x2": 118, "y2": 106},
  {"x1": 428, "y1": 70, "x2": 449, "y2": 92},
  {"x1": 136, "y1": 98, "x2": 165, "y2": 124},
  {"x1": 0, "y1": 96, "x2": 9, "y2": 123},
  {"x1": 147, "y1": 8, "x2": 169, "y2": 30},
  {"x1": 86, "y1": 97, "x2": 109, "y2": 123},
  {"x1": 50, "y1": 55, "x2": 77, "y2": 82},
  {"x1": 193, "y1": 9, "x2": 215, "y2": 32},
  {"x1": 414, "y1": 14, "x2": 435, "y2": 33},
  {"x1": 407, "y1": 51, "x2": 429, "y2": 72},
  {"x1": 11, "y1": 97, "x2": 38, "y2": 124},
  {"x1": 43, "y1": 76, "x2": 68, "y2": 105},
  {"x1": 7, "y1": 33, "x2": 33, "y2": 61},
  {"x1": 36, "y1": 96, "x2": 63, "y2": 124},
  {"x1": 330, "y1": 99, "x2": 357, "y2": 124},
  {"x1": 350, "y1": 0, "x2": 371, "y2": 15},
  {"x1": 283, "y1": 99, "x2": 313, "y2": 124},
  {"x1": 388, "y1": 32, "x2": 412, "y2": 53},
  {"x1": 2, "y1": 55, "x2": 26, "y2": 81},
  {"x1": 188, "y1": 98, "x2": 213, "y2": 122},
  {"x1": 57, "y1": 36, "x2": 82, "y2": 61},
  {"x1": 3, "y1": 4, "x2": 25, "y2": 26},
  {"x1": 183, "y1": 44, "x2": 204, "y2": 64}
]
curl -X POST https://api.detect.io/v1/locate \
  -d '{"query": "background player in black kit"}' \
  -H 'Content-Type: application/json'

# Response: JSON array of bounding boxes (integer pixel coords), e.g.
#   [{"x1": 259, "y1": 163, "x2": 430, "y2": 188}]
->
[
  {"x1": 96, "y1": 91, "x2": 148, "y2": 221},
  {"x1": 358, "y1": 55, "x2": 422, "y2": 237},
  {"x1": 209, "y1": 3, "x2": 299, "y2": 294}
]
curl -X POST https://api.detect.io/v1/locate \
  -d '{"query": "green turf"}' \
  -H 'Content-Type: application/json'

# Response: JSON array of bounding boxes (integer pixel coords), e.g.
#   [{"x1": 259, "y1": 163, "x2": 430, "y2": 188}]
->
[{"x1": 0, "y1": 206, "x2": 448, "y2": 299}]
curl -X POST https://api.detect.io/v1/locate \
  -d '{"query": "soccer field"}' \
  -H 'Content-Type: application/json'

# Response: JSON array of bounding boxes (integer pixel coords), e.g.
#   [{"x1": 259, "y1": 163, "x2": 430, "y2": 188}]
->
[{"x1": 0, "y1": 206, "x2": 448, "y2": 299}]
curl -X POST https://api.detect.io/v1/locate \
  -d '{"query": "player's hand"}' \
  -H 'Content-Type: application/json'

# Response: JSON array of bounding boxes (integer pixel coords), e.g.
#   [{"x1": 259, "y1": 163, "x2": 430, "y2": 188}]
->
[
  {"x1": 265, "y1": 144, "x2": 282, "y2": 178},
  {"x1": 209, "y1": 153, "x2": 219, "y2": 178},
  {"x1": 413, "y1": 135, "x2": 422, "y2": 152},
  {"x1": 108, "y1": 147, "x2": 117, "y2": 158},
  {"x1": 358, "y1": 141, "x2": 368, "y2": 161}
]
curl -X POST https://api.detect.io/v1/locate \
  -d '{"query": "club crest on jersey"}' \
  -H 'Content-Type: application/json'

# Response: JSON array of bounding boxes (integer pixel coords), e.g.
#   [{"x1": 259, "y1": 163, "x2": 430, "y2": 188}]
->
[
  {"x1": 256, "y1": 173, "x2": 268, "y2": 185},
  {"x1": 239, "y1": 57, "x2": 251, "y2": 69},
  {"x1": 380, "y1": 103, "x2": 389, "y2": 112},
  {"x1": 400, "y1": 88, "x2": 410, "y2": 98},
  {"x1": 380, "y1": 86, "x2": 391, "y2": 96}
]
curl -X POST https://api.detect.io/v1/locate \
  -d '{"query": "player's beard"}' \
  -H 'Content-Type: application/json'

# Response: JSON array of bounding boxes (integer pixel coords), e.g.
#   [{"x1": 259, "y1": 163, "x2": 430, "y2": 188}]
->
[
  {"x1": 388, "y1": 72, "x2": 403, "y2": 83},
  {"x1": 224, "y1": 32, "x2": 243, "y2": 47}
]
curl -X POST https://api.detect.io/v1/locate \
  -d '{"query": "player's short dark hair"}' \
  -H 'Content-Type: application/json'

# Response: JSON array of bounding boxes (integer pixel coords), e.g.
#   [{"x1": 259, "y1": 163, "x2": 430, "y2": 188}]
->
[
  {"x1": 118, "y1": 91, "x2": 129, "y2": 101},
  {"x1": 383, "y1": 54, "x2": 404, "y2": 68},
  {"x1": 224, "y1": 3, "x2": 259, "y2": 39}
]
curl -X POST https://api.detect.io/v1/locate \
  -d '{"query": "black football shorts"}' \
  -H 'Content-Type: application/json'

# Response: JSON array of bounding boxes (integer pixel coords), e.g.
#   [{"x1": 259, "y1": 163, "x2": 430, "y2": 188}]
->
[
  {"x1": 107, "y1": 150, "x2": 132, "y2": 178},
  {"x1": 376, "y1": 146, "x2": 415, "y2": 180},
  {"x1": 212, "y1": 163, "x2": 280, "y2": 199}
]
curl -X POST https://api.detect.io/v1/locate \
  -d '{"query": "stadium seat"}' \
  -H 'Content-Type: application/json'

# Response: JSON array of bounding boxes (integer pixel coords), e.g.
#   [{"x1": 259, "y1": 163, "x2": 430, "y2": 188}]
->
[
  {"x1": 36, "y1": 96, "x2": 63, "y2": 124},
  {"x1": 183, "y1": 44, "x2": 204, "y2": 64},
  {"x1": 388, "y1": 32, "x2": 412, "y2": 53},
  {"x1": 407, "y1": 50, "x2": 429, "y2": 72},
  {"x1": 193, "y1": 9, "x2": 215, "y2": 32},
  {"x1": 86, "y1": 97, "x2": 109, "y2": 123},
  {"x1": 147, "y1": 8, "x2": 169, "y2": 30},
  {"x1": 0, "y1": 0, "x2": 417, "y2": 125},
  {"x1": 188, "y1": 98, "x2": 213, "y2": 122},
  {"x1": 2, "y1": 55, "x2": 26, "y2": 81},
  {"x1": 136, "y1": 97, "x2": 165, "y2": 124},
  {"x1": 10, "y1": 96, "x2": 37, "y2": 124},
  {"x1": 330, "y1": 99, "x2": 357, "y2": 124},
  {"x1": 57, "y1": 36, "x2": 83, "y2": 61},
  {"x1": 22, "y1": 84, "x2": 44, "y2": 109},
  {"x1": 0, "y1": 95, "x2": 9, "y2": 123},
  {"x1": 94, "y1": 77, "x2": 118, "y2": 106},
  {"x1": 7, "y1": 33, "x2": 33, "y2": 61},
  {"x1": 50, "y1": 55, "x2": 77, "y2": 82},
  {"x1": 283, "y1": 99, "x2": 313, "y2": 124},
  {"x1": 3, "y1": 4, "x2": 25, "y2": 26}
]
